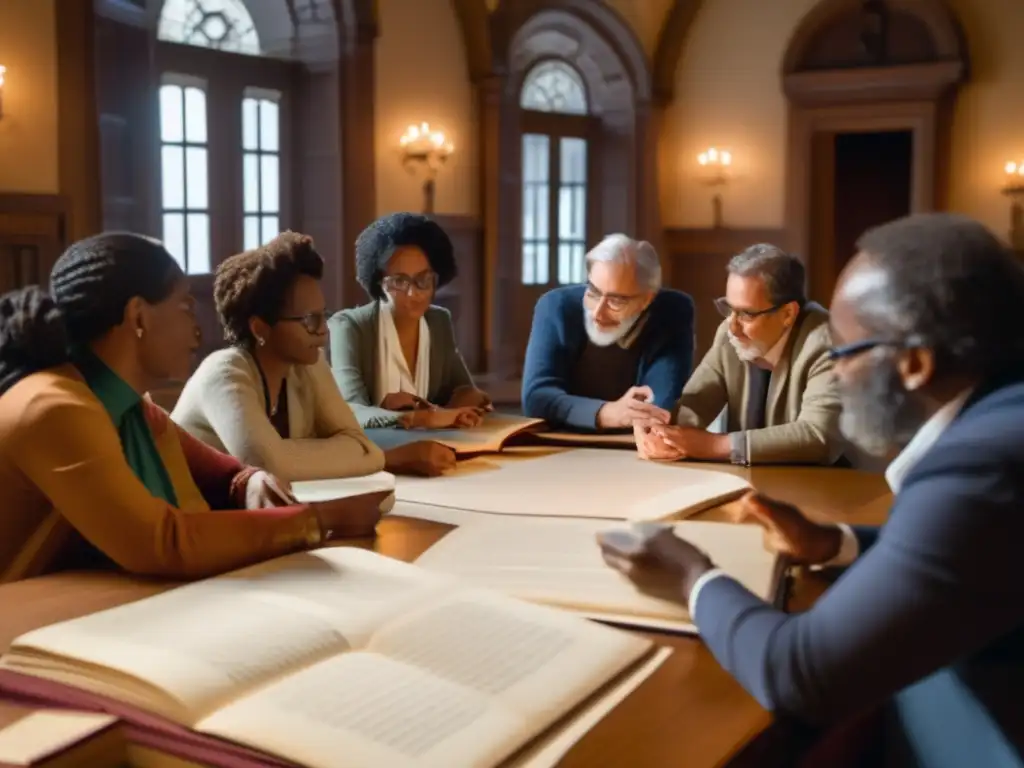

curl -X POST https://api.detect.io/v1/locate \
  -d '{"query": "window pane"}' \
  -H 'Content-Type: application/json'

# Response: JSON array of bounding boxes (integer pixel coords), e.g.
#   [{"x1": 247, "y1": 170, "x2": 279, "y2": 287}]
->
[
  {"x1": 184, "y1": 87, "x2": 207, "y2": 143},
  {"x1": 519, "y1": 61, "x2": 588, "y2": 115},
  {"x1": 162, "y1": 213, "x2": 185, "y2": 269},
  {"x1": 159, "y1": 85, "x2": 183, "y2": 143},
  {"x1": 536, "y1": 183, "x2": 549, "y2": 238},
  {"x1": 521, "y1": 243, "x2": 535, "y2": 285},
  {"x1": 573, "y1": 186, "x2": 586, "y2": 243},
  {"x1": 558, "y1": 243, "x2": 572, "y2": 285},
  {"x1": 535, "y1": 243, "x2": 549, "y2": 285},
  {"x1": 160, "y1": 145, "x2": 184, "y2": 209},
  {"x1": 244, "y1": 216, "x2": 260, "y2": 250},
  {"x1": 260, "y1": 154, "x2": 279, "y2": 213},
  {"x1": 259, "y1": 99, "x2": 279, "y2": 152},
  {"x1": 558, "y1": 187, "x2": 576, "y2": 240},
  {"x1": 261, "y1": 215, "x2": 279, "y2": 244},
  {"x1": 243, "y1": 153, "x2": 260, "y2": 213},
  {"x1": 522, "y1": 185, "x2": 535, "y2": 240},
  {"x1": 185, "y1": 147, "x2": 208, "y2": 209},
  {"x1": 242, "y1": 98, "x2": 259, "y2": 151},
  {"x1": 572, "y1": 243, "x2": 586, "y2": 284},
  {"x1": 186, "y1": 213, "x2": 210, "y2": 274},
  {"x1": 158, "y1": 0, "x2": 261, "y2": 56},
  {"x1": 560, "y1": 138, "x2": 587, "y2": 184},
  {"x1": 522, "y1": 134, "x2": 549, "y2": 183}
]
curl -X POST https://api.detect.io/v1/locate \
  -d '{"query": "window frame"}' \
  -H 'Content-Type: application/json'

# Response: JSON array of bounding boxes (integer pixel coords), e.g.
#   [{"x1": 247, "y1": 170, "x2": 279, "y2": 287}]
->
[{"x1": 241, "y1": 86, "x2": 283, "y2": 250}]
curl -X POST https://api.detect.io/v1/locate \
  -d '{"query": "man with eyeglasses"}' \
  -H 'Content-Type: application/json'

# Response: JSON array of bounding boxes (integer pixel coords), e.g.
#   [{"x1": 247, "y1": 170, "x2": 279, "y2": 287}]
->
[
  {"x1": 521, "y1": 234, "x2": 695, "y2": 431},
  {"x1": 636, "y1": 244, "x2": 842, "y2": 465},
  {"x1": 600, "y1": 213, "x2": 1024, "y2": 767}
]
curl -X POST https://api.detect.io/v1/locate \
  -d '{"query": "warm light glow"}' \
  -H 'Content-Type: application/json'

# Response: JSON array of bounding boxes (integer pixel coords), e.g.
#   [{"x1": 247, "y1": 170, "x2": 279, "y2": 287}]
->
[
  {"x1": 0, "y1": 66, "x2": 6, "y2": 89},
  {"x1": 698, "y1": 147, "x2": 732, "y2": 167},
  {"x1": 1006, "y1": 161, "x2": 1024, "y2": 177},
  {"x1": 0, "y1": 65, "x2": 6, "y2": 121},
  {"x1": 399, "y1": 122, "x2": 454, "y2": 159}
]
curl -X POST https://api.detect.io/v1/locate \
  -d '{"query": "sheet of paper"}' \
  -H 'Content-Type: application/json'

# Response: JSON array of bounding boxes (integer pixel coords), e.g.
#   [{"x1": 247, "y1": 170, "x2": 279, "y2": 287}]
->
[
  {"x1": 394, "y1": 449, "x2": 749, "y2": 520},
  {"x1": 365, "y1": 414, "x2": 545, "y2": 455},
  {"x1": 0, "y1": 710, "x2": 117, "y2": 764},
  {"x1": 527, "y1": 431, "x2": 636, "y2": 448},
  {"x1": 415, "y1": 518, "x2": 784, "y2": 632},
  {"x1": 291, "y1": 471, "x2": 395, "y2": 503}
]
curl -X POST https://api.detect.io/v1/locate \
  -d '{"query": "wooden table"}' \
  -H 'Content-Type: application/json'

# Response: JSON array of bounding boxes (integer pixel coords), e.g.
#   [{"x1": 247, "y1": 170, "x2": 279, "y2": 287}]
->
[{"x1": 0, "y1": 458, "x2": 892, "y2": 768}]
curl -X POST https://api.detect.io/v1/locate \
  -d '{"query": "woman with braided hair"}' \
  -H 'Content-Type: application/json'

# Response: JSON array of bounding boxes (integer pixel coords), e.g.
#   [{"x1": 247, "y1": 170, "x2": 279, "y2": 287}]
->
[{"x1": 0, "y1": 232, "x2": 387, "y2": 584}]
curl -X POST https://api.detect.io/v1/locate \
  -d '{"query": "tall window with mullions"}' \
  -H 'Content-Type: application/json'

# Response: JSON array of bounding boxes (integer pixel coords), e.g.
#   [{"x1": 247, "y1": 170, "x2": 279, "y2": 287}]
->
[{"x1": 242, "y1": 92, "x2": 281, "y2": 250}]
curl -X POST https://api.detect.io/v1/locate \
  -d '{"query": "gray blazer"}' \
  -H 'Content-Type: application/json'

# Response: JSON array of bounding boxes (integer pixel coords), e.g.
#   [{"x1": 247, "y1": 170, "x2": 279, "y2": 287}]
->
[{"x1": 328, "y1": 301, "x2": 475, "y2": 428}]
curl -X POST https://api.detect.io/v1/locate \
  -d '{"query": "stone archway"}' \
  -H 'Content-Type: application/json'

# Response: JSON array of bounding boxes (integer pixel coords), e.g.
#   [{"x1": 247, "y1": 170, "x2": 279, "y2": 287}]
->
[{"x1": 782, "y1": 0, "x2": 968, "y2": 302}]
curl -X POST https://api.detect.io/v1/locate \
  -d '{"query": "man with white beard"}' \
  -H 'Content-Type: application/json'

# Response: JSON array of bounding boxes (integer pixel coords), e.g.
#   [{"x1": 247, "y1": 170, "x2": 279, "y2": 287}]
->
[
  {"x1": 598, "y1": 213, "x2": 1024, "y2": 768},
  {"x1": 521, "y1": 234, "x2": 695, "y2": 431},
  {"x1": 636, "y1": 244, "x2": 841, "y2": 465}
]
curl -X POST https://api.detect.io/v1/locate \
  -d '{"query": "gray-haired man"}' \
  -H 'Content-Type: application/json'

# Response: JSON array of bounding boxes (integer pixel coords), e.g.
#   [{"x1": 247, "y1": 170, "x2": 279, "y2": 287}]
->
[
  {"x1": 637, "y1": 244, "x2": 842, "y2": 465},
  {"x1": 522, "y1": 234, "x2": 695, "y2": 431}
]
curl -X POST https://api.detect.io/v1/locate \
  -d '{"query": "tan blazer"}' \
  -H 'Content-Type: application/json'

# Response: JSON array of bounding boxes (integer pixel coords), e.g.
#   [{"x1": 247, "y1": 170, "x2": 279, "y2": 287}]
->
[{"x1": 673, "y1": 304, "x2": 842, "y2": 465}]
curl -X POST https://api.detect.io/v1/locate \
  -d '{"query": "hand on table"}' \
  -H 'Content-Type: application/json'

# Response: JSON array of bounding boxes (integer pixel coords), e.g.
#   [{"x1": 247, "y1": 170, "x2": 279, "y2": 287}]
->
[
  {"x1": 634, "y1": 424, "x2": 685, "y2": 461},
  {"x1": 310, "y1": 489, "x2": 392, "y2": 540},
  {"x1": 245, "y1": 470, "x2": 297, "y2": 508},
  {"x1": 385, "y1": 441, "x2": 457, "y2": 477},
  {"x1": 447, "y1": 385, "x2": 494, "y2": 412},
  {"x1": 381, "y1": 391, "x2": 435, "y2": 411},
  {"x1": 597, "y1": 528, "x2": 715, "y2": 607},
  {"x1": 635, "y1": 424, "x2": 729, "y2": 462},
  {"x1": 596, "y1": 386, "x2": 671, "y2": 430},
  {"x1": 726, "y1": 491, "x2": 844, "y2": 566}
]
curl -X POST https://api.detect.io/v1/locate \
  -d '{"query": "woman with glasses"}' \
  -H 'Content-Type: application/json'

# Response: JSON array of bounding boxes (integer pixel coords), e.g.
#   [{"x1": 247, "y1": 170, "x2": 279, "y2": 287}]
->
[
  {"x1": 328, "y1": 213, "x2": 491, "y2": 439},
  {"x1": 172, "y1": 231, "x2": 390, "y2": 481}
]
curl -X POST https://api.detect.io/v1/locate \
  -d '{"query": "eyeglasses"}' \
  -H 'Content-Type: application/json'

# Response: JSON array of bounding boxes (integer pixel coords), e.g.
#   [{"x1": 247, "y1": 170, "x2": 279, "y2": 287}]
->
[
  {"x1": 383, "y1": 272, "x2": 438, "y2": 295},
  {"x1": 714, "y1": 297, "x2": 790, "y2": 322},
  {"x1": 583, "y1": 283, "x2": 641, "y2": 312},
  {"x1": 278, "y1": 310, "x2": 330, "y2": 334},
  {"x1": 827, "y1": 338, "x2": 920, "y2": 361}
]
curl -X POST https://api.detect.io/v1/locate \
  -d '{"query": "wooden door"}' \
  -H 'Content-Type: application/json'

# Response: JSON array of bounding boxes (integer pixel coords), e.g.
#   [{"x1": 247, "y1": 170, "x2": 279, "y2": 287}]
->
[
  {"x1": 515, "y1": 111, "x2": 599, "y2": 375},
  {"x1": 808, "y1": 130, "x2": 836, "y2": 306}
]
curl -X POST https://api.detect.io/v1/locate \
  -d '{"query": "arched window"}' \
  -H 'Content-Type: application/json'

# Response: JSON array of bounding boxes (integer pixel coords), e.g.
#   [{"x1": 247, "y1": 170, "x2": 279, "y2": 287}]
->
[
  {"x1": 157, "y1": 0, "x2": 261, "y2": 55},
  {"x1": 519, "y1": 60, "x2": 591, "y2": 287}
]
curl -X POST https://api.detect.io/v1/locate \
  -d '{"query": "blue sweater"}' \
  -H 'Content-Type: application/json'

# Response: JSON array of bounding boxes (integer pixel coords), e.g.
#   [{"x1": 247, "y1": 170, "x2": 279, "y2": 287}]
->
[{"x1": 521, "y1": 285, "x2": 695, "y2": 430}]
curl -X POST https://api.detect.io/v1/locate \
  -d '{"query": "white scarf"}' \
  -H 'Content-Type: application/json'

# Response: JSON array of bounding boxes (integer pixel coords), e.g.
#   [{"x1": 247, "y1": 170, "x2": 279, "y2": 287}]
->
[{"x1": 374, "y1": 301, "x2": 431, "y2": 406}]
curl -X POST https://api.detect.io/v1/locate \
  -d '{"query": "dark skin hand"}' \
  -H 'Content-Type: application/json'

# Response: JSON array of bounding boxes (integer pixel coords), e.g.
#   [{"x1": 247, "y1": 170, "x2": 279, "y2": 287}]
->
[
  {"x1": 447, "y1": 385, "x2": 494, "y2": 412},
  {"x1": 598, "y1": 528, "x2": 716, "y2": 607},
  {"x1": 384, "y1": 441, "x2": 457, "y2": 477},
  {"x1": 311, "y1": 489, "x2": 392, "y2": 539},
  {"x1": 725, "y1": 491, "x2": 844, "y2": 566},
  {"x1": 380, "y1": 392, "x2": 435, "y2": 412}
]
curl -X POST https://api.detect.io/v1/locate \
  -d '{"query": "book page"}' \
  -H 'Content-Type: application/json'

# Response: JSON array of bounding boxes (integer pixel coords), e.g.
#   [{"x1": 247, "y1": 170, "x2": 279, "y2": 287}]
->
[
  {"x1": 527, "y1": 431, "x2": 635, "y2": 448},
  {"x1": 365, "y1": 414, "x2": 544, "y2": 456},
  {"x1": 415, "y1": 518, "x2": 784, "y2": 630},
  {"x1": 395, "y1": 448, "x2": 749, "y2": 520},
  {"x1": 0, "y1": 709, "x2": 118, "y2": 765},
  {"x1": 197, "y1": 652, "x2": 527, "y2": 768},
  {"x1": 199, "y1": 590, "x2": 650, "y2": 768},
  {"x1": 291, "y1": 471, "x2": 396, "y2": 504}
]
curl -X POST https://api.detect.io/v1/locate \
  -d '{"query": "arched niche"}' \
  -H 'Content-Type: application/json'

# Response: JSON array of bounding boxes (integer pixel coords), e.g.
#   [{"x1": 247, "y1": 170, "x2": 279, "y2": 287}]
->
[
  {"x1": 782, "y1": 0, "x2": 968, "y2": 303},
  {"x1": 487, "y1": 0, "x2": 655, "y2": 376}
]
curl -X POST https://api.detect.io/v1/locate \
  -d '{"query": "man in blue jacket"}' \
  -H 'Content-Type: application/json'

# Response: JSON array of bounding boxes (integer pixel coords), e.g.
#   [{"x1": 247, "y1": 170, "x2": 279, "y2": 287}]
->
[
  {"x1": 600, "y1": 213, "x2": 1024, "y2": 767},
  {"x1": 521, "y1": 234, "x2": 695, "y2": 431}
]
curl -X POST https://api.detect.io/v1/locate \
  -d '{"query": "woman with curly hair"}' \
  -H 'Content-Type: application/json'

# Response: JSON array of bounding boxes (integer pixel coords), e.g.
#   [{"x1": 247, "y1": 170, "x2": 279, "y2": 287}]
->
[
  {"x1": 174, "y1": 231, "x2": 449, "y2": 478},
  {"x1": 0, "y1": 232, "x2": 386, "y2": 583},
  {"x1": 329, "y1": 212, "x2": 492, "y2": 431}
]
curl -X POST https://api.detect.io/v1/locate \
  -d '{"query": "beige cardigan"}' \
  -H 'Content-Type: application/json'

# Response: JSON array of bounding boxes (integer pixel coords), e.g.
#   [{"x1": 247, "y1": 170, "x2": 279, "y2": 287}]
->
[
  {"x1": 172, "y1": 347, "x2": 385, "y2": 482},
  {"x1": 674, "y1": 305, "x2": 842, "y2": 465}
]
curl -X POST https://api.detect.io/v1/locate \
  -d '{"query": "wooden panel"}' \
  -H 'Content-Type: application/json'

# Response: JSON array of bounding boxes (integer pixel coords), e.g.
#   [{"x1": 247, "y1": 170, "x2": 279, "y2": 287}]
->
[
  {"x1": 431, "y1": 214, "x2": 483, "y2": 373},
  {"x1": 0, "y1": 195, "x2": 69, "y2": 294},
  {"x1": 662, "y1": 228, "x2": 790, "y2": 359}
]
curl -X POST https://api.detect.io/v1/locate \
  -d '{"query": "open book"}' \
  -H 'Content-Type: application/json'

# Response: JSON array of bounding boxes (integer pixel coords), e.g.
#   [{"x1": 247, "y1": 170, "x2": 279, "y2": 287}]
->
[
  {"x1": 0, "y1": 705, "x2": 123, "y2": 768},
  {"x1": 394, "y1": 448, "x2": 750, "y2": 521},
  {"x1": 365, "y1": 413, "x2": 545, "y2": 457},
  {"x1": 290, "y1": 470, "x2": 396, "y2": 504},
  {"x1": 0, "y1": 548, "x2": 652, "y2": 768},
  {"x1": 416, "y1": 518, "x2": 788, "y2": 633},
  {"x1": 524, "y1": 431, "x2": 636, "y2": 449}
]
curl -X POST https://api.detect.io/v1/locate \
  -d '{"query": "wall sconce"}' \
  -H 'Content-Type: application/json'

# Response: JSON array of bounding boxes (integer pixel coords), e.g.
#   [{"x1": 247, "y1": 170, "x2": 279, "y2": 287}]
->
[
  {"x1": 697, "y1": 147, "x2": 732, "y2": 228},
  {"x1": 1003, "y1": 161, "x2": 1024, "y2": 252},
  {"x1": 0, "y1": 65, "x2": 6, "y2": 121},
  {"x1": 399, "y1": 122, "x2": 453, "y2": 215}
]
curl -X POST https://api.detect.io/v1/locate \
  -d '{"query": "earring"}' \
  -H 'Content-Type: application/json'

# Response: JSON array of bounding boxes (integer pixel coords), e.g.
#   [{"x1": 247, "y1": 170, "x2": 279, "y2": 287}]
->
[
  {"x1": 136, "y1": 327, "x2": 144, "y2": 339},
  {"x1": 256, "y1": 337, "x2": 266, "y2": 347}
]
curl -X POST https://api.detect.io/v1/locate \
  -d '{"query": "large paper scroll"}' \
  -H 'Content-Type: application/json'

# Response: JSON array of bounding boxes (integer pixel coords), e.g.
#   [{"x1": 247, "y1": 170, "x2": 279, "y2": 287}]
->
[
  {"x1": 416, "y1": 518, "x2": 787, "y2": 634},
  {"x1": 393, "y1": 449, "x2": 750, "y2": 521}
]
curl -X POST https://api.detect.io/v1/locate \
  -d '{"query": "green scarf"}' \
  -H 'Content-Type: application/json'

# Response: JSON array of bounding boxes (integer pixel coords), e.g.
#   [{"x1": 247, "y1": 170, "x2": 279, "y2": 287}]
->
[{"x1": 74, "y1": 350, "x2": 179, "y2": 506}]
